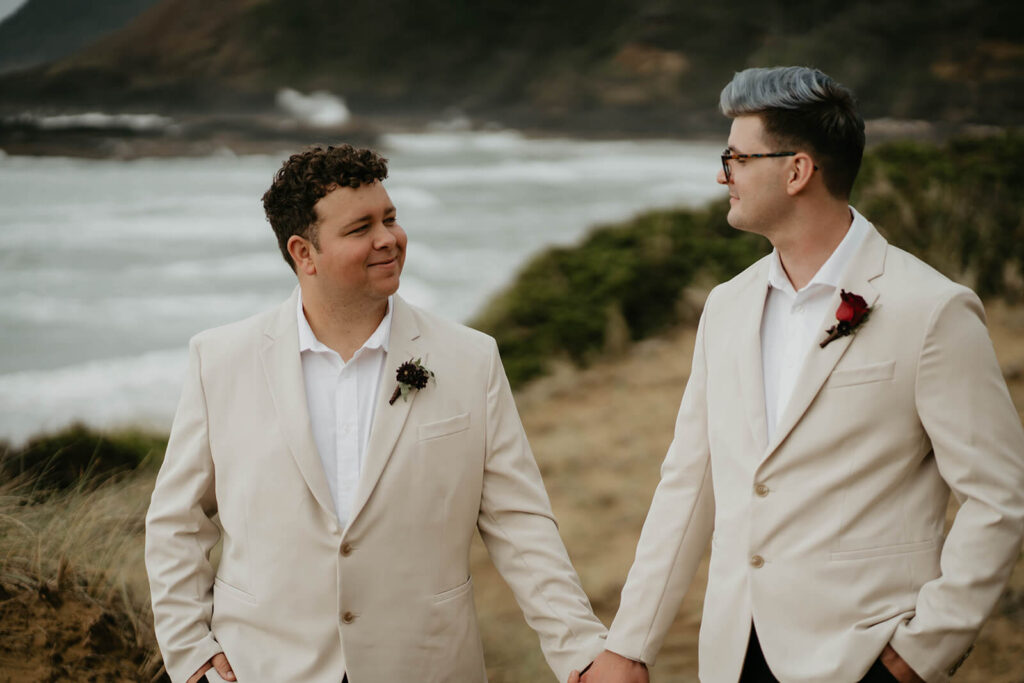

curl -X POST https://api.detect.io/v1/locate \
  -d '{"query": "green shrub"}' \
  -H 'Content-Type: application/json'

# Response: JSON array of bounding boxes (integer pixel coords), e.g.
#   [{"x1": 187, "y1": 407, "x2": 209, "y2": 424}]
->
[
  {"x1": 472, "y1": 200, "x2": 767, "y2": 386},
  {"x1": 0, "y1": 424, "x2": 166, "y2": 493},
  {"x1": 853, "y1": 132, "x2": 1024, "y2": 300}
]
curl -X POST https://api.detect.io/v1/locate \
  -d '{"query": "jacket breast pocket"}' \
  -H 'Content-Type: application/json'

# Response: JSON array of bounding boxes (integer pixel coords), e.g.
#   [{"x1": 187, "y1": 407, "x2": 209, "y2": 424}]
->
[
  {"x1": 826, "y1": 360, "x2": 895, "y2": 389},
  {"x1": 418, "y1": 412, "x2": 471, "y2": 441}
]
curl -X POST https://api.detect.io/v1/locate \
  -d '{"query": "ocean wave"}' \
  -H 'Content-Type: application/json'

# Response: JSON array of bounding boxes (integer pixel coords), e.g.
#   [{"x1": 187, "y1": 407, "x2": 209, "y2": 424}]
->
[
  {"x1": 276, "y1": 89, "x2": 351, "y2": 128},
  {"x1": 394, "y1": 160, "x2": 579, "y2": 185},
  {"x1": 381, "y1": 129, "x2": 528, "y2": 154},
  {"x1": 0, "y1": 349, "x2": 187, "y2": 447},
  {"x1": 125, "y1": 253, "x2": 288, "y2": 281},
  {"x1": 0, "y1": 291, "x2": 285, "y2": 326},
  {"x1": 6, "y1": 112, "x2": 176, "y2": 131},
  {"x1": 386, "y1": 185, "x2": 443, "y2": 210}
]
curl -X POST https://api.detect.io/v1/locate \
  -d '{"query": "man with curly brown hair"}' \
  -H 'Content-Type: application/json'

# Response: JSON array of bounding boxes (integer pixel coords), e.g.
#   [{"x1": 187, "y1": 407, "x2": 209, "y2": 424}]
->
[{"x1": 145, "y1": 144, "x2": 607, "y2": 683}]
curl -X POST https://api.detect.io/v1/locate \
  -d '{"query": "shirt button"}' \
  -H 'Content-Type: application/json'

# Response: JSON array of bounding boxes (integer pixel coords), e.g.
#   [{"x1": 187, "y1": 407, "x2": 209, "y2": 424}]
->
[
  {"x1": 754, "y1": 483, "x2": 769, "y2": 497},
  {"x1": 342, "y1": 611, "x2": 356, "y2": 624},
  {"x1": 750, "y1": 555, "x2": 765, "y2": 568},
  {"x1": 794, "y1": 304, "x2": 805, "y2": 313},
  {"x1": 341, "y1": 542, "x2": 353, "y2": 556}
]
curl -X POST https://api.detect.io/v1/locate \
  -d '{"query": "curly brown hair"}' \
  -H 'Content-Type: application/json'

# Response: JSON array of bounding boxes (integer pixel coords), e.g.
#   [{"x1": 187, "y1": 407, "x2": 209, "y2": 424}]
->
[{"x1": 262, "y1": 144, "x2": 389, "y2": 270}]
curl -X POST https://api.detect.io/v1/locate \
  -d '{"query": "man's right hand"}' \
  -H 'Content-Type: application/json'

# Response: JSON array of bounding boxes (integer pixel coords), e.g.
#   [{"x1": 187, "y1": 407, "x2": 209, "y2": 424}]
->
[
  {"x1": 569, "y1": 650, "x2": 649, "y2": 683},
  {"x1": 187, "y1": 653, "x2": 236, "y2": 683}
]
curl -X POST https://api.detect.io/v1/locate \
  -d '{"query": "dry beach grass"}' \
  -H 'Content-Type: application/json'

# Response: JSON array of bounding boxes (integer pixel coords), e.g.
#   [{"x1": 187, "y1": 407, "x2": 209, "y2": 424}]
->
[
  {"x1": 0, "y1": 475, "x2": 165, "y2": 681},
  {"x1": 1, "y1": 303, "x2": 1022, "y2": 682}
]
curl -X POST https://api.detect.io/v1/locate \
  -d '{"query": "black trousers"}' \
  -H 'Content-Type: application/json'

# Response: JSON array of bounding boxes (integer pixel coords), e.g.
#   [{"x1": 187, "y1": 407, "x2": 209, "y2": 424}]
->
[
  {"x1": 740, "y1": 625, "x2": 898, "y2": 683},
  {"x1": 203, "y1": 675, "x2": 348, "y2": 682}
]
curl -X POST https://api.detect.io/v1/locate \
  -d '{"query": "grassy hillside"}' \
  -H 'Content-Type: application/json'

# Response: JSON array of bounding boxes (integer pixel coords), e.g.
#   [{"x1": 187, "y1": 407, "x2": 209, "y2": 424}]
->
[
  {"x1": 1, "y1": 0, "x2": 1020, "y2": 132},
  {"x1": 472, "y1": 200, "x2": 767, "y2": 385},
  {"x1": 0, "y1": 0, "x2": 159, "y2": 74},
  {"x1": 474, "y1": 132, "x2": 1024, "y2": 386},
  {"x1": 855, "y1": 133, "x2": 1024, "y2": 300},
  {"x1": 0, "y1": 431, "x2": 168, "y2": 681}
]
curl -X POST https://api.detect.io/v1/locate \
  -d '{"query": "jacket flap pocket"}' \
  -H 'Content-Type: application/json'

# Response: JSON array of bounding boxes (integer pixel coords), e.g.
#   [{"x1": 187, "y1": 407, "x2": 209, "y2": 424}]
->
[
  {"x1": 214, "y1": 576, "x2": 257, "y2": 605},
  {"x1": 418, "y1": 412, "x2": 471, "y2": 441},
  {"x1": 827, "y1": 360, "x2": 895, "y2": 388},
  {"x1": 432, "y1": 576, "x2": 473, "y2": 604},
  {"x1": 829, "y1": 537, "x2": 939, "y2": 561}
]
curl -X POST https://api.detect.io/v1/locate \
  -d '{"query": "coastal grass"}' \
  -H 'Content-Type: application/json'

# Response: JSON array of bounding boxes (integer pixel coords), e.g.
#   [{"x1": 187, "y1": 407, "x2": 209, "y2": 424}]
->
[
  {"x1": 0, "y1": 432, "x2": 166, "y2": 681},
  {"x1": 855, "y1": 131, "x2": 1024, "y2": 301},
  {"x1": 0, "y1": 423, "x2": 167, "y2": 495},
  {"x1": 471, "y1": 199, "x2": 768, "y2": 386}
]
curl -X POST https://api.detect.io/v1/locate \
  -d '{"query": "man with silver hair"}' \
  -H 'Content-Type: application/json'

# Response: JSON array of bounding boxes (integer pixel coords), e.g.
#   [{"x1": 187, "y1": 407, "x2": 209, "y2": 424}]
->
[{"x1": 574, "y1": 67, "x2": 1024, "y2": 682}]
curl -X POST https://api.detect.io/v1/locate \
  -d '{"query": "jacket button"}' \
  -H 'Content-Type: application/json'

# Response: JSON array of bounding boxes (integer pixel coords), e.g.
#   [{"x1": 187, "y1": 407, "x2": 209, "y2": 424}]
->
[
  {"x1": 754, "y1": 483, "x2": 769, "y2": 497},
  {"x1": 342, "y1": 611, "x2": 356, "y2": 624},
  {"x1": 750, "y1": 555, "x2": 765, "y2": 568},
  {"x1": 341, "y1": 542, "x2": 353, "y2": 556}
]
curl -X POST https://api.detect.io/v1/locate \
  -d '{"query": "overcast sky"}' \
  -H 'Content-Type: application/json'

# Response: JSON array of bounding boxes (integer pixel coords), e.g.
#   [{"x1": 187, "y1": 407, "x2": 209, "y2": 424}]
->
[{"x1": 0, "y1": 0, "x2": 27, "y2": 22}]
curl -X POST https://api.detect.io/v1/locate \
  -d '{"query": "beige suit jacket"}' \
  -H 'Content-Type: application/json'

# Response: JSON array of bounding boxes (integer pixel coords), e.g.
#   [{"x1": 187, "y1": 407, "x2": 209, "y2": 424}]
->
[
  {"x1": 146, "y1": 291, "x2": 606, "y2": 683},
  {"x1": 605, "y1": 223, "x2": 1024, "y2": 682}
]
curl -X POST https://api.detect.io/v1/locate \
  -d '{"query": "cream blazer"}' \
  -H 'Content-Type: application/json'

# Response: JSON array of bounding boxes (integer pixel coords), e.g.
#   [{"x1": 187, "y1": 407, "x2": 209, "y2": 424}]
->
[
  {"x1": 606, "y1": 224, "x2": 1024, "y2": 682},
  {"x1": 146, "y1": 291, "x2": 606, "y2": 683}
]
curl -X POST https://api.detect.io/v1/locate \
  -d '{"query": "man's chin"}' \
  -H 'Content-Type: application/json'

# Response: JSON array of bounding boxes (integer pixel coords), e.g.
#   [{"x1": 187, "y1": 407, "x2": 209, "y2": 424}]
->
[
  {"x1": 376, "y1": 276, "x2": 401, "y2": 299},
  {"x1": 725, "y1": 209, "x2": 743, "y2": 230}
]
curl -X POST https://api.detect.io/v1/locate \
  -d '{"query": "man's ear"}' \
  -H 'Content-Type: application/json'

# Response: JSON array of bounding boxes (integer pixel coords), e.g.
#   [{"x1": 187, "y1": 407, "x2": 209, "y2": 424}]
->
[
  {"x1": 287, "y1": 234, "x2": 317, "y2": 276},
  {"x1": 786, "y1": 153, "x2": 817, "y2": 196}
]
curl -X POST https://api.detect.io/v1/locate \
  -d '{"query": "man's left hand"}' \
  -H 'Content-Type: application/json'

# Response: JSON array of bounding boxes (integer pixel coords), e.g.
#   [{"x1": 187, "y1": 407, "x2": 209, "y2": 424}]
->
[{"x1": 881, "y1": 644, "x2": 924, "y2": 683}]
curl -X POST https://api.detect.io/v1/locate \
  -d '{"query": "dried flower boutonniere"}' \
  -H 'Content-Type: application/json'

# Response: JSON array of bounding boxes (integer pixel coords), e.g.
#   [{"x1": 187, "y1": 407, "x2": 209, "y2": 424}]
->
[
  {"x1": 389, "y1": 358, "x2": 435, "y2": 405},
  {"x1": 820, "y1": 290, "x2": 871, "y2": 349}
]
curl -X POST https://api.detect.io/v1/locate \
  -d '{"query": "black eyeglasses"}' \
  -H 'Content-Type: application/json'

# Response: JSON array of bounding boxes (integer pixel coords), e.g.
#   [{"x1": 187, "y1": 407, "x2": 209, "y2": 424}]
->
[{"x1": 720, "y1": 149, "x2": 798, "y2": 182}]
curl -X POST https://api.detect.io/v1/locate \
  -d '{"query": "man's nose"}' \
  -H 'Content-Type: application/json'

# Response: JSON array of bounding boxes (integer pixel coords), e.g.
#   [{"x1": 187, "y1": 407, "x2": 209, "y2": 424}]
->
[
  {"x1": 716, "y1": 167, "x2": 729, "y2": 185},
  {"x1": 372, "y1": 222, "x2": 397, "y2": 247}
]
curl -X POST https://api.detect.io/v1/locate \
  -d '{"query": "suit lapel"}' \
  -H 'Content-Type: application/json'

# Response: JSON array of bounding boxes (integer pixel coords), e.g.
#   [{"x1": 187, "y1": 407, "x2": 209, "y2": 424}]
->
[
  {"x1": 762, "y1": 225, "x2": 888, "y2": 461},
  {"x1": 260, "y1": 286, "x2": 336, "y2": 520},
  {"x1": 348, "y1": 296, "x2": 423, "y2": 528},
  {"x1": 733, "y1": 259, "x2": 771, "y2": 455}
]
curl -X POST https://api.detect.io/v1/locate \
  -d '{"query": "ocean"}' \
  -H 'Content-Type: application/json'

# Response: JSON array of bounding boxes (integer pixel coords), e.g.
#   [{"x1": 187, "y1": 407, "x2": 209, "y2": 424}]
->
[{"x1": 0, "y1": 129, "x2": 726, "y2": 444}]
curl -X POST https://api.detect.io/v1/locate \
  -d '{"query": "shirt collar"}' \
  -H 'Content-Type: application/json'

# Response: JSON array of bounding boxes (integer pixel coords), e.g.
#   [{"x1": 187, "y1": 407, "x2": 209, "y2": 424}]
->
[
  {"x1": 296, "y1": 291, "x2": 393, "y2": 356},
  {"x1": 766, "y1": 206, "x2": 870, "y2": 295}
]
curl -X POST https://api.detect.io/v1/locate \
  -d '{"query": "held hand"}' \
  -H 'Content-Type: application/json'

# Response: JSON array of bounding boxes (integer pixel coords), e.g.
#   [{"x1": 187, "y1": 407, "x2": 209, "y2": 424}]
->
[
  {"x1": 579, "y1": 650, "x2": 649, "y2": 683},
  {"x1": 186, "y1": 653, "x2": 236, "y2": 683},
  {"x1": 880, "y1": 645, "x2": 923, "y2": 683}
]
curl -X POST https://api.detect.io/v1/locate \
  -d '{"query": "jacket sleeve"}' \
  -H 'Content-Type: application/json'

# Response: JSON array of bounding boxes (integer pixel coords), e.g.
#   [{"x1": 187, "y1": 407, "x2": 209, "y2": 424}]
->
[
  {"x1": 891, "y1": 288, "x2": 1024, "y2": 683},
  {"x1": 604, "y1": 298, "x2": 716, "y2": 665},
  {"x1": 145, "y1": 338, "x2": 224, "y2": 683},
  {"x1": 476, "y1": 336, "x2": 608, "y2": 682}
]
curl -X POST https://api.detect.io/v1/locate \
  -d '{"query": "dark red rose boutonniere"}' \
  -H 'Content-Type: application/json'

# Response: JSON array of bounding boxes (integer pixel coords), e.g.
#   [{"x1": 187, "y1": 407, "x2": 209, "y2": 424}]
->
[
  {"x1": 820, "y1": 290, "x2": 871, "y2": 349},
  {"x1": 389, "y1": 358, "x2": 435, "y2": 405}
]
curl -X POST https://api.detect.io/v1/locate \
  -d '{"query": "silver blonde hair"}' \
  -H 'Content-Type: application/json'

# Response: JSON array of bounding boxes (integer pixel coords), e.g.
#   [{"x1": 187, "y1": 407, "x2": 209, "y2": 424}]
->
[
  {"x1": 720, "y1": 66, "x2": 841, "y2": 116},
  {"x1": 719, "y1": 66, "x2": 865, "y2": 198}
]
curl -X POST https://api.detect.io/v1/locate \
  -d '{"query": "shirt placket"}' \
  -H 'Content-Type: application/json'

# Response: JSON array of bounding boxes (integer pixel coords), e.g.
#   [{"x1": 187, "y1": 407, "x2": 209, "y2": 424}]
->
[
  {"x1": 335, "y1": 361, "x2": 360, "y2": 526},
  {"x1": 778, "y1": 293, "x2": 806, "y2": 420}
]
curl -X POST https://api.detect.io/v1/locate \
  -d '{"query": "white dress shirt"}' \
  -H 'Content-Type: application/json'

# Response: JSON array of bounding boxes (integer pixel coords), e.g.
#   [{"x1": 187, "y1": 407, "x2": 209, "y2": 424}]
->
[
  {"x1": 297, "y1": 293, "x2": 393, "y2": 528},
  {"x1": 761, "y1": 207, "x2": 869, "y2": 442}
]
